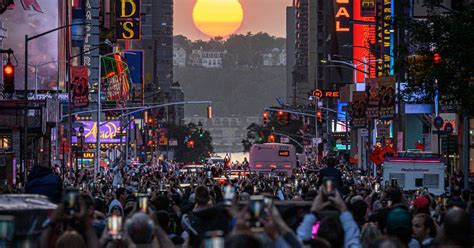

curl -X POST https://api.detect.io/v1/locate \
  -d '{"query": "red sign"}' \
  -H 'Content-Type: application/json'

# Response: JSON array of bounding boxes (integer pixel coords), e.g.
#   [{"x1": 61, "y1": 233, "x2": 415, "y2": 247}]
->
[
  {"x1": 311, "y1": 89, "x2": 340, "y2": 98},
  {"x1": 353, "y1": 0, "x2": 377, "y2": 82},
  {"x1": 71, "y1": 66, "x2": 89, "y2": 108}
]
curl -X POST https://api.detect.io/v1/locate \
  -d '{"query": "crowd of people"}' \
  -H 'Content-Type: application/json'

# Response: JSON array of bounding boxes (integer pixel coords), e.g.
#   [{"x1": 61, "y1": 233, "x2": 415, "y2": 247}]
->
[{"x1": 2, "y1": 156, "x2": 473, "y2": 248}]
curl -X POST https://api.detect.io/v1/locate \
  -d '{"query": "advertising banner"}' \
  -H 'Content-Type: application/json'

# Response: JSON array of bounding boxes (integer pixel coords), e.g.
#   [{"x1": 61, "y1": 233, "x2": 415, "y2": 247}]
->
[
  {"x1": 375, "y1": 0, "x2": 392, "y2": 76},
  {"x1": 377, "y1": 76, "x2": 395, "y2": 119},
  {"x1": 352, "y1": 91, "x2": 368, "y2": 128},
  {"x1": 71, "y1": 66, "x2": 89, "y2": 108},
  {"x1": 115, "y1": 0, "x2": 141, "y2": 40},
  {"x1": 365, "y1": 78, "x2": 378, "y2": 118},
  {"x1": 72, "y1": 121, "x2": 134, "y2": 143},
  {"x1": 353, "y1": 0, "x2": 377, "y2": 82}
]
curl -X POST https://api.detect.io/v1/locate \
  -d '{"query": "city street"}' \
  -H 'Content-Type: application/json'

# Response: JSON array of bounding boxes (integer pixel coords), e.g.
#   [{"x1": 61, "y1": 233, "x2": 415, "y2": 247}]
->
[{"x1": 0, "y1": 0, "x2": 473, "y2": 247}]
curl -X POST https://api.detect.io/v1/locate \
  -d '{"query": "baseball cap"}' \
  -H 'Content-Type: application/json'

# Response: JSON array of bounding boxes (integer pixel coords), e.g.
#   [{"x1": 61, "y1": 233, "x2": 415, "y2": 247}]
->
[
  {"x1": 386, "y1": 208, "x2": 412, "y2": 233},
  {"x1": 413, "y1": 196, "x2": 429, "y2": 209}
]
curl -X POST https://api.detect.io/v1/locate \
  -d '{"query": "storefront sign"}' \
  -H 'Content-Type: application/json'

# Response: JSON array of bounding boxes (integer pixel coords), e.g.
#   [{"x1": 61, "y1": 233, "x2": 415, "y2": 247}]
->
[
  {"x1": 83, "y1": 152, "x2": 95, "y2": 158},
  {"x1": 312, "y1": 89, "x2": 340, "y2": 98},
  {"x1": 72, "y1": 121, "x2": 134, "y2": 143},
  {"x1": 116, "y1": 0, "x2": 141, "y2": 40},
  {"x1": 376, "y1": 0, "x2": 393, "y2": 76}
]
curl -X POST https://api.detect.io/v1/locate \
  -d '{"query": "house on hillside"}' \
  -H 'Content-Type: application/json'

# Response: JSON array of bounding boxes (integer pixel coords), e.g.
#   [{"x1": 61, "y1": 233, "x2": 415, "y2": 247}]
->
[
  {"x1": 188, "y1": 47, "x2": 226, "y2": 68},
  {"x1": 262, "y1": 48, "x2": 286, "y2": 66},
  {"x1": 173, "y1": 44, "x2": 186, "y2": 68}
]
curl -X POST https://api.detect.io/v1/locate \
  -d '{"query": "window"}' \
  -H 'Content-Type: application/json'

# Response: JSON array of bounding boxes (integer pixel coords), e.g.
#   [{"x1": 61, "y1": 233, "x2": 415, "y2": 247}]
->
[
  {"x1": 388, "y1": 173, "x2": 405, "y2": 188},
  {"x1": 423, "y1": 174, "x2": 439, "y2": 188}
]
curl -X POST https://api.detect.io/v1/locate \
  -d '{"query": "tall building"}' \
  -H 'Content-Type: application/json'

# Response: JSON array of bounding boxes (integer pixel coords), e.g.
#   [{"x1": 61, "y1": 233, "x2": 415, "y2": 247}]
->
[
  {"x1": 135, "y1": 0, "x2": 184, "y2": 125},
  {"x1": 287, "y1": 0, "x2": 352, "y2": 107},
  {"x1": 286, "y1": 6, "x2": 296, "y2": 105}
]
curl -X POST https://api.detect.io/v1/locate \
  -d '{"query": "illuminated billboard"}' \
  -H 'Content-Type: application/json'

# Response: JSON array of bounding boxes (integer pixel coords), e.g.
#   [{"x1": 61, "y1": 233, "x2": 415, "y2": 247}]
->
[
  {"x1": 3, "y1": 0, "x2": 59, "y2": 90},
  {"x1": 72, "y1": 121, "x2": 135, "y2": 143},
  {"x1": 353, "y1": 0, "x2": 377, "y2": 84}
]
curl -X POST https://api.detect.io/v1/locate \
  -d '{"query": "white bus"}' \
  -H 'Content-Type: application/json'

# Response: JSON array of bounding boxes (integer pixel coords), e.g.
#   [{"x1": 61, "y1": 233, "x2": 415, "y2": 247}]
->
[{"x1": 249, "y1": 143, "x2": 296, "y2": 175}]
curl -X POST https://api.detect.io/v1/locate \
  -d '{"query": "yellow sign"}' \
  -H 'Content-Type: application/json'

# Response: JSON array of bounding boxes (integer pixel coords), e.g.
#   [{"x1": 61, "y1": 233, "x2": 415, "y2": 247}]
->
[
  {"x1": 83, "y1": 152, "x2": 95, "y2": 158},
  {"x1": 116, "y1": 0, "x2": 141, "y2": 40}
]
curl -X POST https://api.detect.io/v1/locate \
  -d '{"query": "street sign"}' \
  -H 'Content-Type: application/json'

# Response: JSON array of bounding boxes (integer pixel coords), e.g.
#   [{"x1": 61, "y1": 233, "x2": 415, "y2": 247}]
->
[
  {"x1": 444, "y1": 122, "x2": 453, "y2": 134},
  {"x1": 280, "y1": 136, "x2": 290, "y2": 143},
  {"x1": 359, "y1": 128, "x2": 369, "y2": 137},
  {"x1": 169, "y1": 139, "x2": 178, "y2": 146},
  {"x1": 433, "y1": 116, "x2": 444, "y2": 130}
]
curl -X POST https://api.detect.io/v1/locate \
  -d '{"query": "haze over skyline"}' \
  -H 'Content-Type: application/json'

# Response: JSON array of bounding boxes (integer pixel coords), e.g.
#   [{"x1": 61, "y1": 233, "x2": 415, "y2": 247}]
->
[{"x1": 174, "y1": 0, "x2": 292, "y2": 40}]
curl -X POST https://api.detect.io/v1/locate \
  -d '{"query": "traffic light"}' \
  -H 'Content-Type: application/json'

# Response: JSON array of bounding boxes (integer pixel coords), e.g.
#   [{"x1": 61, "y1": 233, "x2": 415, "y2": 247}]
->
[
  {"x1": 282, "y1": 112, "x2": 289, "y2": 125},
  {"x1": 187, "y1": 140, "x2": 194, "y2": 148},
  {"x1": 268, "y1": 134, "x2": 275, "y2": 143},
  {"x1": 316, "y1": 111, "x2": 322, "y2": 122},
  {"x1": 207, "y1": 105, "x2": 213, "y2": 119},
  {"x1": 262, "y1": 112, "x2": 269, "y2": 125},
  {"x1": 198, "y1": 128, "x2": 204, "y2": 138},
  {"x1": 433, "y1": 52, "x2": 441, "y2": 64},
  {"x1": 3, "y1": 61, "x2": 14, "y2": 94},
  {"x1": 277, "y1": 111, "x2": 284, "y2": 125},
  {"x1": 147, "y1": 117, "x2": 154, "y2": 124}
]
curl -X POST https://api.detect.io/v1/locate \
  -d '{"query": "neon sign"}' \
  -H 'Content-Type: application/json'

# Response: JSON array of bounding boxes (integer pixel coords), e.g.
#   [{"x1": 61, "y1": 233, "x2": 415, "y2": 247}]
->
[
  {"x1": 335, "y1": 0, "x2": 351, "y2": 32},
  {"x1": 72, "y1": 121, "x2": 134, "y2": 143}
]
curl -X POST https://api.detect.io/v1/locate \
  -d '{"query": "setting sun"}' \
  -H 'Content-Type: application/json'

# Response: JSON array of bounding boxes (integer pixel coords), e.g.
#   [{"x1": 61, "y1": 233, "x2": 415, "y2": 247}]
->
[{"x1": 192, "y1": 0, "x2": 244, "y2": 38}]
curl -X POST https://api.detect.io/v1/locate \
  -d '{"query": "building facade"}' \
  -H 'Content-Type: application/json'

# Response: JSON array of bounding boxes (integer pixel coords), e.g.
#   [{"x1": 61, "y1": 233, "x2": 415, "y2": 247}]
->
[{"x1": 173, "y1": 45, "x2": 186, "y2": 68}]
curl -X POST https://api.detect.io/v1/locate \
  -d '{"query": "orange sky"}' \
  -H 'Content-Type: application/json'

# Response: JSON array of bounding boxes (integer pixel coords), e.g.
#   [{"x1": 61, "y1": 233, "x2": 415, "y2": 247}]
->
[{"x1": 174, "y1": 0, "x2": 292, "y2": 40}]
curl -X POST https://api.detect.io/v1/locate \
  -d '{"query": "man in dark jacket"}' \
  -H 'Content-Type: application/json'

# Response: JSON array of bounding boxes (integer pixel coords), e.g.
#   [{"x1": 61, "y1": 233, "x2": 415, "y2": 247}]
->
[
  {"x1": 25, "y1": 165, "x2": 63, "y2": 203},
  {"x1": 319, "y1": 157, "x2": 343, "y2": 189}
]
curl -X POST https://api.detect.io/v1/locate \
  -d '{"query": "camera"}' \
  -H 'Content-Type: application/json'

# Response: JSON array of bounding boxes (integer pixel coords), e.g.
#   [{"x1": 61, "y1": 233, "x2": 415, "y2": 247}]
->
[{"x1": 223, "y1": 185, "x2": 235, "y2": 206}]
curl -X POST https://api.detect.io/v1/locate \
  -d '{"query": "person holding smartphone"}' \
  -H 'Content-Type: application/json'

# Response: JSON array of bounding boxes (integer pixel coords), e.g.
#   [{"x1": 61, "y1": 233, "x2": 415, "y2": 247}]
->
[{"x1": 296, "y1": 187, "x2": 362, "y2": 247}]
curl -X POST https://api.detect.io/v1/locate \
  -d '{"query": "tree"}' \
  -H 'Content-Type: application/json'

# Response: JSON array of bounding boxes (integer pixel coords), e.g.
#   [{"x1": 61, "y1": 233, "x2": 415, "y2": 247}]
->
[{"x1": 396, "y1": 2, "x2": 474, "y2": 115}]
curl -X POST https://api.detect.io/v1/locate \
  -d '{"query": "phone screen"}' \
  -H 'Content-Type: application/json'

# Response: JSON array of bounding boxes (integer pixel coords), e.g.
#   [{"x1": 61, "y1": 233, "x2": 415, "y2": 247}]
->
[
  {"x1": 204, "y1": 230, "x2": 224, "y2": 248},
  {"x1": 107, "y1": 215, "x2": 123, "y2": 240},
  {"x1": 324, "y1": 180, "x2": 334, "y2": 196},
  {"x1": 311, "y1": 221, "x2": 321, "y2": 239},
  {"x1": 136, "y1": 194, "x2": 148, "y2": 212},
  {"x1": 64, "y1": 188, "x2": 80, "y2": 215},
  {"x1": 249, "y1": 195, "x2": 266, "y2": 231},
  {"x1": 0, "y1": 215, "x2": 15, "y2": 241}
]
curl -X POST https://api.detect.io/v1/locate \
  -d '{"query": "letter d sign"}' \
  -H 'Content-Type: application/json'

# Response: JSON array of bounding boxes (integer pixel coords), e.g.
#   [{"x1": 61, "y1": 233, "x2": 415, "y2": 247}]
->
[{"x1": 121, "y1": 0, "x2": 137, "y2": 18}]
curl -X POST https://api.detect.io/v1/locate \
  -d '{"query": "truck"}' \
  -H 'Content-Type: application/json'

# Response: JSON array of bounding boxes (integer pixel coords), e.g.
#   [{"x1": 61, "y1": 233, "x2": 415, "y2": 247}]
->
[
  {"x1": 382, "y1": 151, "x2": 445, "y2": 195},
  {"x1": 249, "y1": 143, "x2": 296, "y2": 175}
]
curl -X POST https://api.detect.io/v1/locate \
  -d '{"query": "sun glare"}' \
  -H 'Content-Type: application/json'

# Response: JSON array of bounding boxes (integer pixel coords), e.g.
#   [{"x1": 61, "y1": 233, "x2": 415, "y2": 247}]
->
[{"x1": 192, "y1": 0, "x2": 244, "y2": 38}]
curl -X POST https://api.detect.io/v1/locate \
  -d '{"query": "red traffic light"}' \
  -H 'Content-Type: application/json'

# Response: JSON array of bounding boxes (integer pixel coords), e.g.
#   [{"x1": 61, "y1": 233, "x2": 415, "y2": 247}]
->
[
  {"x1": 433, "y1": 53, "x2": 441, "y2": 64},
  {"x1": 147, "y1": 118, "x2": 153, "y2": 124},
  {"x1": 3, "y1": 63, "x2": 13, "y2": 75},
  {"x1": 316, "y1": 111, "x2": 322, "y2": 118}
]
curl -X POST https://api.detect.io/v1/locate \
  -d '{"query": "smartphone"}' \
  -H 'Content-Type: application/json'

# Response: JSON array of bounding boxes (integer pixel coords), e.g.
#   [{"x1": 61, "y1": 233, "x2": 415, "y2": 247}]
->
[
  {"x1": 147, "y1": 188, "x2": 152, "y2": 195},
  {"x1": 311, "y1": 221, "x2": 321, "y2": 239},
  {"x1": 203, "y1": 230, "x2": 224, "y2": 248},
  {"x1": 223, "y1": 185, "x2": 235, "y2": 206},
  {"x1": 136, "y1": 194, "x2": 148, "y2": 212},
  {"x1": 324, "y1": 180, "x2": 335, "y2": 197},
  {"x1": 159, "y1": 184, "x2": 166, "y2": 194},
  {"x1": 442, "y1": 197, "x2": 448, "y2": 207},
  {"x1": 249, "y1": 195, "x2": 266, "y2": 231},
  {"x1": 374, "y1": 183, "x2": 381, "y2": 193},
  {"x1": 206, "y1": 171, "x2": 212, "y2": 179},
  {"x1": 0, "y1": 215, "x2": 15, "y2": 242},
  {"x1": 63, "y1": 188, "x2": 80, "y2": 215},
  {"x1": 107, "y1": 215, "x2": 123, "y2": 240}
]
